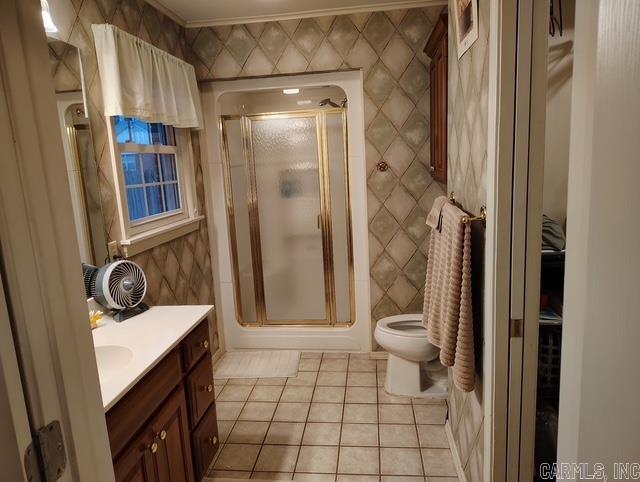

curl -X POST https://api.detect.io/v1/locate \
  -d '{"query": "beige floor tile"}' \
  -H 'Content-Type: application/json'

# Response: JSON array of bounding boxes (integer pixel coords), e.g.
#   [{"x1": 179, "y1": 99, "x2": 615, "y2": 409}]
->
[
  {"x1": 424, "y1": 477, "x2": 457, "y2": 482},
  {"x1": 217, "y1": 420, "x2": 235, "y2": 443},
  {"x1": 293, "y1": 473, "x2": 336, "y2": 482},
  {"x1": 217, "y1": 401, "x2": 245, "y2": 421},
  {"x1": 421, "y1": 449, "x2": 457, "y2": 476},
  {"x1": 320, "y1": 358, "x2": 349, "y2": 371},
  {"x1": 280, "y1": 385, "x2": 314, "y2": 403},
  {"x1": 301, "y1": 351, "x2": 323, "y2": 359},
  {"x1": 379, "y1": 404, "x2": 415, "y2": 424},
  {"x1": 313, "y1": 386, "x2": 346, "y2": 403},
  {"x1": 272, "y1": 402, "x2": 310, "y2": 422},
  {"x1": 250, "y1": 471, "x2": 293, "y2": 479},
  {"x1": 380, "y1": 447, "x2": 424, "y2": 475},
  {"x1": 238, "y1": 402, "x2": 277, "y2": 421},
  {"x1": 379, "y1": 424, "x2": 419, "y2": 447},
  {"x1": 213, "y1": 444, "x2": 261, "y2": 471},
  {"x1": 215, "y1": 385, "x2": 224, "y2": 399},
  {"x1": 382, "y1": 476, "x2": 425, "y2": 481},
  {"x1": 346, "y1": 386, "x2": 378, "y2": 404},
  {"x1": 317, "y1": 371, "x2": 347, "y2": 386},
  {"x1": 337, "y1": 476, "x2": 379, "y2": 482},
  {"x1": 343, "y1": 403, "x2": 379, "y2": 423},
  {"x1": 417, "y1": 425, "x2": 449, "y2": 448},
  {"x1": 249, "y1": 385, "x2": 284, "y2": 402},
  {"x1": 296, "y1": 446, "x2": 339, "y2": 473},
  {"x1": 349, "y1": 358, "x2": 377, "y2": 372},
  {"x1": 208, "y1": 469, "x2": 251, "y2": 479},
  {"x1": 340, "y1": 423, "x2": 379, "y2": 446},
  {"x1": 349, "y1": 353, "x2": 372, "y2": 359},
  {"x1": 376, "y1": 360, "x2": 387, "y2": 371},
  {"x1": 227, "y1": 421, "x2": 270, "y2": 444},
  {"x1": 377, "y1": 372, "x2": 386, "y2": 387},
  {"x1": 413, "y1": 404, "x2": 448, "y2": 425},
  {"x1": 322, "y1": 352, "x2": 349, "y2": 359},
  {"x1": 227, "y1": 378, "x2": 258, "y2": 385},
  {"x1": 378, "y1": 388, "x2": 412, "y2": 404},
  {"x1": 286, "y1": 371, "x2": 318, "y2": 386},
  {"x1": 302, "y1": 422, "x2": 342, "y2": 445},
  {"x1": 308, "y1": 402, "x2": 343, "y2": 422},
  {"x1": 411, "y1": 398, "x2": 447, "y2": 405},
  {"x1": 218, "y1": 385, "x2": 254, "y2": 402},
  {"x1": 299, "y1": 358, "x2": 321, "y2": 371},
  {"x1": 338, "y1": 446, "x2": 379, "y2": 475},
  {"x1": 254, "y1": 445, "x2": 300, "y2": 472},
  {"x1": 214, "y1": 378, "x2": 229, "y2": 386},
  {"x1": 347, "y1": 372, "x2": 377, "y2": 387},
  {"x1": 264, "y1": 422, "x2": 305, "y2": 445},
  {"x1": 256, "y1": 377, "x2": 288, "y2": 386}
]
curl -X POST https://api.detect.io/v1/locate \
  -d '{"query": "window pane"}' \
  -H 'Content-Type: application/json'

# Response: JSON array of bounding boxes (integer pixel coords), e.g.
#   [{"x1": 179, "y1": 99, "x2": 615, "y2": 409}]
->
[
  {"x1": 160, "y1": 154, "x2": 177, "y2": 181},
  {"x1": 127, "y1": 187, "x2": 146, "y2": 221},
  {"x1": 142, "y1": 154, "x2": 160, "y2": 183},
  {"x1": 146, "y1": 186, "x2": 164, "y2": 216},
  {"x1": 115, "y1": 116, "x2": 175, "y2": 146},
  {"x1": 131, "y1": 118, "x2": 151, "y2": 144},
  {"x1": 122, "y1": 154, "x2": 142, "y2": 185},
  {"x1": 163, "y1": 183, "x2": 180, "y2": 211},
  {"x1": 115, "y1": 116, "x2": 132, "y2": 144}
]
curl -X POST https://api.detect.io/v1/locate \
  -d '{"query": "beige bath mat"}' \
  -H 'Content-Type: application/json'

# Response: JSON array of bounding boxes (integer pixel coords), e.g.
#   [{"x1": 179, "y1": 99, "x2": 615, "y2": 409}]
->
[{"x1": 213, "y1": 350, "x2": 300, "y2": 379}]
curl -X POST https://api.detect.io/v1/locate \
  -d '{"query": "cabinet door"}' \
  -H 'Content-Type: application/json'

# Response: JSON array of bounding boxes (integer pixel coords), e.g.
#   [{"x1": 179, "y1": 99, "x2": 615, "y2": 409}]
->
[
  {"x1": 151, "y1": 388, "x2": 195, "y2": 482},
  {"x1": 113, "y1": 429, "x2": 159, "y2": 482}
]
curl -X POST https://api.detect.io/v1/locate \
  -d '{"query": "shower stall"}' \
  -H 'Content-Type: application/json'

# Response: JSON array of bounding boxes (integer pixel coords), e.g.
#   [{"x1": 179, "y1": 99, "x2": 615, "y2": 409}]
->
[{"x1": 221, "y1": 107, "x2": 354, "y2": 326}]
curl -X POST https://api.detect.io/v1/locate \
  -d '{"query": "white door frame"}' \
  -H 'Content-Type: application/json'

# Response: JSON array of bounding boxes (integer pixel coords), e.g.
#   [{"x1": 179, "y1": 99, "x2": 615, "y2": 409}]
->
[
  {"x1": 485, "y1": 0, "x2": 547, "y2": 480},
  {"x1": 0, "y1": 0, "x2": 113, "y2": 480}
]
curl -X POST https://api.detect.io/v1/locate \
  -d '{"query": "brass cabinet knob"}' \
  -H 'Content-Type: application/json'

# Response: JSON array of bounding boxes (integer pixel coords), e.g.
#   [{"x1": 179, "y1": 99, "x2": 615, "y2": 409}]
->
[
  {"x1": 200, "y1": 340, "x2": 209, "y2": 349},
  {"x1": 206, "y1": 384, "x2": 213, "y2": 393},
  {"x1": 159, "y1": 430, "x2": 167, "y2": 440},
  {"x1": 207, "y1": 436, "x2": 217, "y2": 445},
  {"x1": 150, "y1": 442, "x2": 158, "y2": 454}
]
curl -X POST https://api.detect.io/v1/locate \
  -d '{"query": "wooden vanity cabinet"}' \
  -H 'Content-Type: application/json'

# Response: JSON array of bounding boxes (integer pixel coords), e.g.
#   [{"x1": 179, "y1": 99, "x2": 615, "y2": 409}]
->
[
  {"x1": 424, "y1": 11, "x2": 448, "y2": 184},
  {"x1": 108, "y1": 318, "x2": 218, "y2": 482}
]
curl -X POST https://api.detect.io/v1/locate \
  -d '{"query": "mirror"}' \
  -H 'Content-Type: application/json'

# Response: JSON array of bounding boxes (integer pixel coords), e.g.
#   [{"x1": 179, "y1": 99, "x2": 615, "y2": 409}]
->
[{"x1": 48, "y1": 38, "x2": 108, "y2": 265}]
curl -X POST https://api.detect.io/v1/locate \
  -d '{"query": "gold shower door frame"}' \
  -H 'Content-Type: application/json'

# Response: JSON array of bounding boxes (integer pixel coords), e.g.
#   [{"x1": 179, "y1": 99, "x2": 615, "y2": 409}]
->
[{"x1": 220, "y1": 109, "x2": 355, "y2": 327}]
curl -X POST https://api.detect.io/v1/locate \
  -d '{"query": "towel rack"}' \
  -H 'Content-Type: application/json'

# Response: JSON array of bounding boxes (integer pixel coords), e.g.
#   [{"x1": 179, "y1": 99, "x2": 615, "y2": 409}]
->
[{"x1": 449, "y1": 192, "x2": 487, "y2": 225}]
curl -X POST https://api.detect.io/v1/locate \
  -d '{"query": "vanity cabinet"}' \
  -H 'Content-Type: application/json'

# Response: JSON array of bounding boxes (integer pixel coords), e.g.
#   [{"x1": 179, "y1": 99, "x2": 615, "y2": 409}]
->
[
  {"x1": 108, "y1": 318, "x2": 218, "y2": 482},
  {"x1": 424, "y1": 11, "x2": 448, "y2": 184}
]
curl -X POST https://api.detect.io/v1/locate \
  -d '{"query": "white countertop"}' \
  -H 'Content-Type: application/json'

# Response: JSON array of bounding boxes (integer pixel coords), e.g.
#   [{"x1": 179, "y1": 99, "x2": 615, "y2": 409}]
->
[{"x1": 92, "y1": 305, "x2": 213, "y2": 411}]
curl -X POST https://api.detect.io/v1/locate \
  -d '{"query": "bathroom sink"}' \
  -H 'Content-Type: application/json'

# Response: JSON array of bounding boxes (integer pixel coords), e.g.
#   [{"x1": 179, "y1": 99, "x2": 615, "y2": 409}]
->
[{"x1": 94, "y1": 345, "x2": 133, "y2": 381}]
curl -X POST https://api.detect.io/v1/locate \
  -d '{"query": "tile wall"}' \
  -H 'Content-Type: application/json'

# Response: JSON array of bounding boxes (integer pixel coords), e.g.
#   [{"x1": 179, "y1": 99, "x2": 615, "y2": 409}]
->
[
  {"x1": 446, "y1": 0, "x2": 491, "y2": 480},
  {"x1": 183, "y1": 7, "x2": 447, "y2": 348},
  {"x1": 48, "y1": 0, "x2": 219, "y2": 353}
]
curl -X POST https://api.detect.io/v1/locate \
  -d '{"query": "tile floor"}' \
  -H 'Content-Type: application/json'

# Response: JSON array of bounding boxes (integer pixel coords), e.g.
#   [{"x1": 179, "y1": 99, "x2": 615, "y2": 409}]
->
[{"x1": 208, "y1": 352, "x2": 458, "y2": 481}]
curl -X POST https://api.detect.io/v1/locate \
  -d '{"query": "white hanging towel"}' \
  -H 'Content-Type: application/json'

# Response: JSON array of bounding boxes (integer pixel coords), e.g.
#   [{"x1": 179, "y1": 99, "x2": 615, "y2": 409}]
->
[
  {"x1": 422, "y1": 196, "x2": 475, "y2": 392},
  {"x1": 92, "y1": 24, "x2": 203, "y2": 129}
]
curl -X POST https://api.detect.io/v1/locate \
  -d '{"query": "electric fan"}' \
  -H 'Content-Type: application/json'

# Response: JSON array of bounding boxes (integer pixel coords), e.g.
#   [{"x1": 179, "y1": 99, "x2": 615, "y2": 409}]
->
[{"x1": 82, "y1": 260, "x2": 149, "y2": 322}]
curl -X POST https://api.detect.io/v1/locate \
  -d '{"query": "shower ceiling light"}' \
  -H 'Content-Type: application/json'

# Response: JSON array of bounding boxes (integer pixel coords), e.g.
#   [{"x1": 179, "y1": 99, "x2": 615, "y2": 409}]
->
[
  {"x1": 297, "y1": 100, "x2": 312, "y2": 106},
  {"x1": 283, "y1": 88, "x2": 299, "y2": 95},
  {"x1": 41, "y1": 0, "x2": 58, "y2": 33}
]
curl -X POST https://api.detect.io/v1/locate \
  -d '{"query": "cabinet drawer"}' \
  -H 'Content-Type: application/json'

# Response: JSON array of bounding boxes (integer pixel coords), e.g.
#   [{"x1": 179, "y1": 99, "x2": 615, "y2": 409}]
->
[
  {"x1": 107, "y1": 349, "x2": 182, "y2": 459},
  {"x1": 186, "y1": 355, "x2": 214, "y2": 427},
  {"x1": 191, "y1": 405, "x2": 219, "y2": 480},
  {"x1": 182, "y1": 320, "x2": 210, "y2": 372}
]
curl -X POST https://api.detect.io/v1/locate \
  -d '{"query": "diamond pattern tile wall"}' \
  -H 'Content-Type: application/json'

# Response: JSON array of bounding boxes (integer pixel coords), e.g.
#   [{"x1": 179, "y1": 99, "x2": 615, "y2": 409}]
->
[
  {"x1": 49, "y1": 0, "x2": 220, "y2": 355},
  {"x1": 182, "y1": 7, "x2": 446, "y2": 347}
]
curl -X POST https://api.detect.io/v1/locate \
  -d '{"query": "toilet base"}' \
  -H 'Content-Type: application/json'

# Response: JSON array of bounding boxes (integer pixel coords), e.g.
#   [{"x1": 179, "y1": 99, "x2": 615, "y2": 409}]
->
[{"x1": 384, "y1": 353, "x2": 448, "y2": 398}]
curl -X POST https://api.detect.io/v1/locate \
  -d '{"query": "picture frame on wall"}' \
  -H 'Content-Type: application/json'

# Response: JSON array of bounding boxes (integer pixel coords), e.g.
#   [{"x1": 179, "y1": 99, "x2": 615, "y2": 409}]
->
[{"x1": 450, "y1": 0, "x2": 479, "y2": 58}]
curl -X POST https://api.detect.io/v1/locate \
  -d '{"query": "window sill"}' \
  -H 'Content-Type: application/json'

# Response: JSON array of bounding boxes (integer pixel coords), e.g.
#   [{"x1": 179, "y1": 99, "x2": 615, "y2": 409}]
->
[{"x1": 119, "y1": 215, "x2": 204, "y2": 257}]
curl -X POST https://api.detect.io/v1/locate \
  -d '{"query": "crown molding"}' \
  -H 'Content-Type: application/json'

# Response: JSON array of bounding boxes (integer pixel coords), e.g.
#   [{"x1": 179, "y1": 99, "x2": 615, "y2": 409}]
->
[{"x1": 145, "y1": 0, "x2": 186, "y2": 27}]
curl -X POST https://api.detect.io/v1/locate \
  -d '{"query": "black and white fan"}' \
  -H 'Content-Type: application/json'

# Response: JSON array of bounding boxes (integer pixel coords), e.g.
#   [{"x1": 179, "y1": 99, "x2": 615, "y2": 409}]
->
[{"x1": 83, "y1": 260, "x2": 149, "y2": 322}]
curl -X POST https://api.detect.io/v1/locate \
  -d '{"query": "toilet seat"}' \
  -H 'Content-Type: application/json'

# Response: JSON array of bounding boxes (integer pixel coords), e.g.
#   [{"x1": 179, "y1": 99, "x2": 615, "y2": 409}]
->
[{"x1": 376, "y1": 315, "x2": 429, "y2": 338}]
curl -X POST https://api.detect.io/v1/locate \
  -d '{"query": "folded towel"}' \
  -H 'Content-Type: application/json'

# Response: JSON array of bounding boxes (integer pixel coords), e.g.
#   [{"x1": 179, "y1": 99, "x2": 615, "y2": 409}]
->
[
  {"x1": 422, "y1": 197, "x2": 475, "y2": 392},
  {"x1": 425, "y1": 196, "x2": 448, "y2": 231}
]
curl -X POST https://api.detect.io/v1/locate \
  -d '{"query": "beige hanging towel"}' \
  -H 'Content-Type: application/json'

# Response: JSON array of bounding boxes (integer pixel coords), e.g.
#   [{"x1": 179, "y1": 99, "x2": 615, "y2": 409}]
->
[{"x1": 422, "y1": 196, "x2": 475, "y2": 392}]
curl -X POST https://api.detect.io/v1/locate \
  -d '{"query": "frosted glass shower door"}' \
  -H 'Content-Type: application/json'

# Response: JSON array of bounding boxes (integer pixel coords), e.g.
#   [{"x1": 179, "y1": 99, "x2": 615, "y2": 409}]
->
[{"x1": 249, "y1": 115, "x2": 328, "y2": 322}]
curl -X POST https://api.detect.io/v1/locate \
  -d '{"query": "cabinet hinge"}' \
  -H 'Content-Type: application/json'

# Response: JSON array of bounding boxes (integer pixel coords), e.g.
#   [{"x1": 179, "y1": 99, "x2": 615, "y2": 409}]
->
[
  {"x1": 510, "y1": 318, "x2": 524, "y2": 338},
  {"x1": 24, "y1": 420, "x2": 67, "y2": 482}
]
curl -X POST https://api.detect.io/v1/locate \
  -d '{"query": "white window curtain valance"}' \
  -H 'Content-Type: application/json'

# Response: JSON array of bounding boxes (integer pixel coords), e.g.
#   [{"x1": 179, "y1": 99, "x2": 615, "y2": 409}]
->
[{"x1": 91, "y1": 24, "x2": 203, "y2": 129}]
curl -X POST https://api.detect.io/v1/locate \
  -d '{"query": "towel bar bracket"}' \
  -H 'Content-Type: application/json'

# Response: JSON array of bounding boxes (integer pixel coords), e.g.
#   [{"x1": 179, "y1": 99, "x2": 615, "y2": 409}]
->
[{"x1": 449, "y1": 192, "x2": 487, "y2": 224}]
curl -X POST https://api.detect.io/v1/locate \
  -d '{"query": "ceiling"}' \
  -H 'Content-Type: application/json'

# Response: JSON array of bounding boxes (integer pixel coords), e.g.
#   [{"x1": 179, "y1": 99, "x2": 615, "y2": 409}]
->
[{"x1": 149, "y1": 0, "x2": 443, "y2": 27}]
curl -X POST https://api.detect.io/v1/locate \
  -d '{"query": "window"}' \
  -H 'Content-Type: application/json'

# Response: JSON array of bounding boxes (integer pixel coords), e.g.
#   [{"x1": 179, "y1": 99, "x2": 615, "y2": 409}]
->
[{"x1": 108, "y1": 116, "x2": 201, "y2": 256}]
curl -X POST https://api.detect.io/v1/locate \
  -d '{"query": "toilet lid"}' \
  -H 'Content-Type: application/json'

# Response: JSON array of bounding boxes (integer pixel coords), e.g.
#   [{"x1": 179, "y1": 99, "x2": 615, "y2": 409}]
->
[{"x1": 377, "y1": 318, "x2": 429, "y2": 337}]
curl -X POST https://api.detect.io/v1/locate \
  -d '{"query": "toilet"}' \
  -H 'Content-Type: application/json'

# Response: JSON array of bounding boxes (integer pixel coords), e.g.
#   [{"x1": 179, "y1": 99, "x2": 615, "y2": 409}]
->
[{"x1": 374, "y1": 314, "x2": 448, "y2": 398}]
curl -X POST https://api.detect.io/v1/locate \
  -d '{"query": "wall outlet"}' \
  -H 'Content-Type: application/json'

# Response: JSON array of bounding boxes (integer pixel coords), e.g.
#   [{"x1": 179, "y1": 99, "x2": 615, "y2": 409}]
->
[{"x1": 107, "y1": 241, "x2": 119, "y2": 260}]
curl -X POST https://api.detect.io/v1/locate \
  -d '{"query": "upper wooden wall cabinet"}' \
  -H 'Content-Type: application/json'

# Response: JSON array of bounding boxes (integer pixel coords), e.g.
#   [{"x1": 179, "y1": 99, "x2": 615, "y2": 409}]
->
[{"x1": 424, "y1": 11, "x2": 448, "y2": 184}]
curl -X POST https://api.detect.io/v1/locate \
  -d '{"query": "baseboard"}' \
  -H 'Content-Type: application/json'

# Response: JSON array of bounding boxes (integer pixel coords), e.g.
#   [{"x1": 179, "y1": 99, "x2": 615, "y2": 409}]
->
[
  {"x1": 445, "y1": 420, "x2": 468, "y2": 482},
  {"x1": 369, "y1": 351, "x2": 388, "y2": 359}
]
